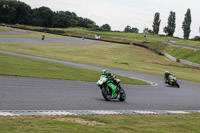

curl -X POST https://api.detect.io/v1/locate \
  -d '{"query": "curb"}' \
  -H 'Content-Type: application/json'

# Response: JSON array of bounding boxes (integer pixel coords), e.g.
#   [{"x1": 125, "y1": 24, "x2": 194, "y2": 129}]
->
[{"x1": 0, "y1": 110, "x2": 200, "y2": 116}]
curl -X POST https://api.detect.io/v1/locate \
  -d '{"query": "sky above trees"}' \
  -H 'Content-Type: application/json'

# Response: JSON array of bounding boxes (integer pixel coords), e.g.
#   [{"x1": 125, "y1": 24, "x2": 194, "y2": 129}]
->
[{"x1": 20, "y1": 0, "x2": 200, "y2": 38}]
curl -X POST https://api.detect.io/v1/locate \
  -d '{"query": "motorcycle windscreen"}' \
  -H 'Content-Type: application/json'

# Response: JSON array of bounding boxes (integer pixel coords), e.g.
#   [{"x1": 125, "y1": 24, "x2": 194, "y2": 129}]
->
[{"x1": 107, "y1": 83, "x2": 118, "y2": 98}]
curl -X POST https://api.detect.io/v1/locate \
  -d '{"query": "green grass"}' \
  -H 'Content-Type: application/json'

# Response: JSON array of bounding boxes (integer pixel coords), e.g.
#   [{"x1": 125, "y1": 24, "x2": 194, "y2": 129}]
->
[
  {"x1": 1, "y1": 113, "x2": 200, "y2": 133},
  {"x1": 176, "y1": 39, "x2": 200, "y2": 47},
  {"x1": 0, "y1": 26, "x2": 11, "y2": 32},
  {"x1": 0, "y1": 53, "x2": 147, "y2": 85},
  {"x1": 165, "y1": 46, "x2": 200, "y2": 64},
  {"x1": 0, "y1": 26, "x2": 67, "y2": 39},
  {"x1": 0, "y1": 41, "x2": 200, "y2": 83},
  {"x1": 0, "y1": 30, "x2": 68, "y2": 39},
  {"x1": 8, "y1": 25, "x2": 200, "y2": 64},
  {"x1": 0, "y1": 32, "x2": 68, "y2": 39},
  {"x1": 9, "y1": 25, "x2": 200, "y2": 47},
  {"x1": 62, "y1": 28, "x2": 200, "y2": 64},
  {"x1": 64, "y1": 27, "x2": 200, "y2": 47}
]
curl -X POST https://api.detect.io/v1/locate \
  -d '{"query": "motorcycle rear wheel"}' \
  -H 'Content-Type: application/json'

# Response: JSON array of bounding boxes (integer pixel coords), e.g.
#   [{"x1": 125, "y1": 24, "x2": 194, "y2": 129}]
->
[
  {"x1": 175, "y1": 82, "x2": 180, "y2": 88},
  {"x1": 118, "y1": 89, "x2": 126, "y2": 101}
]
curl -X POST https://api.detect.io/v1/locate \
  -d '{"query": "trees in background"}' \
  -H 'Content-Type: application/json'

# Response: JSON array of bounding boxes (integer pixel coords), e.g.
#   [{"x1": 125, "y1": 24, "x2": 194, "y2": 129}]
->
[
  {"x1": 100, "y1": 24, "x2": 111, "y2": 31},
  {"x1": 182, "y1": 9, "x2": 192, "y2": 39},
  {"x1": 163, "y1": 11, "x2": 176, "y2": 36},
  {"x1": 0, "y1": 0, "x2": 32, "y2": 24},
  {"x1": 124, "y1": 25, "x2": 139, "y2": 33},
  {"x1": 143, "y1": 28, "x2": 153, "y2": 34},
  {"x1": 0, "y1": 0, "x2": 196, "y2": 38},
  {"x1": 0, "y1": 0, "x2": 97, "y2": 29},
  {"x1": 31, "y1": 6, "x2": 54, "y2": 27},
  {"x1": 53, "y1": 11, "x2": 80, "y2": 28},
  {"x1": 192, "y1": 36, "x2": 200, "y2": 41},
  {"x1": 77, "y1": 18, "x2": 96, "y2": 28},
  {"x1": 152, "y1": 12, "x2": 161, "y2": 34}
]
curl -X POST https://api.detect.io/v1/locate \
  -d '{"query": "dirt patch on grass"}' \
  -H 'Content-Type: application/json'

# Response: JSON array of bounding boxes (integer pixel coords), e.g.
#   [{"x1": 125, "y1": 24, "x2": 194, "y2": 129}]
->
[
  {"x1": 137, "y1": 60, "x2": 171, "y2": 66},
  {"x1": 54, "y1": 117, "x2": 105, "y2": 126},
  {"x1": 32, "y1": 115, "x2": 105, "y2": 126}
]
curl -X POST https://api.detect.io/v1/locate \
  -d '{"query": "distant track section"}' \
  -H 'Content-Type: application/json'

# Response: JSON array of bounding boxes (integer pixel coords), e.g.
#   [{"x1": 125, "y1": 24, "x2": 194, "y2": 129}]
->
[
  {"x1": 166, "y1": 40, "x2": 200, "y2": 50},
  {"x1": 0, "y1": 38, "x2": 98, "y2": 43}
]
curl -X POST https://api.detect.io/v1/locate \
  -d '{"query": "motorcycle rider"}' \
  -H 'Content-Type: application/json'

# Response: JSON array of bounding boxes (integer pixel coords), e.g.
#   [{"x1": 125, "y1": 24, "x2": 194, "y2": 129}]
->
[
  {"x1": 100, "y1": 69, "x2": 123, "y2": 93},
  {"x1": 164, "y1": 71, "x2": 173, "y2": 84}
]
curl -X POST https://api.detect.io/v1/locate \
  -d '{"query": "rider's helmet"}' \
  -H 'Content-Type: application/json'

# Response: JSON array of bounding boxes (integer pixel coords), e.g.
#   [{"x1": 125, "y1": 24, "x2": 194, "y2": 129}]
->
[
  {"x1": 165, "y1": 71, "x2": 169, "y2": 74},
  {"x1": 102, "y1": 69, "x2": 108, "y2": 75}
]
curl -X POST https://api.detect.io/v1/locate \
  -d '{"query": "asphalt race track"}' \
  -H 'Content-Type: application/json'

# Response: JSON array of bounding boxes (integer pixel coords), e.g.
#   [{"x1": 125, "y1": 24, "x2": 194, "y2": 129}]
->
[
  {"x1": 0, "y1": 51, "x2": 200, "y2": 110},
  {"x1": 0, "y1": 38, "x2": 98, "y2": 44}
]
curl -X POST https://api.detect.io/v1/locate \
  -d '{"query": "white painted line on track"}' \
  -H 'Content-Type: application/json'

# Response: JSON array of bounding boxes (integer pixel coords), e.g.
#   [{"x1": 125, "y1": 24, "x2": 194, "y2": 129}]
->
[
  {"x1": 0, "y1": 112, "x2": 19, "y2": 116},
  {"x1": 91, "y1": 110, "x2": 119, "y2": 115},
  {"x1": 130, "y1": 76, "x2": 158, "y2": 86},
  {"x1": 119, "y1": 74, "x2": 158, "y2": 86},
  {"x1": 41, "y1": 111, "x2": 75, "y2": 115},
  {"x1": 167, "y1": 111, "x2": 190, "y2": 114},
  {"x1": 133, "y1": 111, "x2": 159, "y2": 114}
]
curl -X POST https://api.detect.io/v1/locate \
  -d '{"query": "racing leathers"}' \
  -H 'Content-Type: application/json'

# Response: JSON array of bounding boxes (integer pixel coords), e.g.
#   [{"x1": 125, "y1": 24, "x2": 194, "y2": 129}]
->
[
  {"x1": 99, "y1": 73, "x2": 122, "y2": 93},
  {"x1": 164, "y1": 72, "x2": 172, "y2": 84}
]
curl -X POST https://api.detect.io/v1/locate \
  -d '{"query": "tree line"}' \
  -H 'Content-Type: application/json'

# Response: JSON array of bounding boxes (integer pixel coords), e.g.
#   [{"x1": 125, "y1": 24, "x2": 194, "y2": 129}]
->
[
  {"x1": 0, "y1": 0, "x2": 140, "y2": 32},
  {"x1": 0, "y1": 0, "x2": 197, "y2": 39},
  {"x1": 147, "y1": 9, "x2": 192, "y2": 39},
  {"x1": 0, "y1": 0, "x2": 99, "y2": 29}
]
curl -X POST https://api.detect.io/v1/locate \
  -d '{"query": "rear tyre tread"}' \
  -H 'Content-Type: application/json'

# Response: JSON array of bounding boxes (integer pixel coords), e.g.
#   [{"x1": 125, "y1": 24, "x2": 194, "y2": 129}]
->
[{"x1": 118, "y1": 89, "x2": 126, "y2": 101}]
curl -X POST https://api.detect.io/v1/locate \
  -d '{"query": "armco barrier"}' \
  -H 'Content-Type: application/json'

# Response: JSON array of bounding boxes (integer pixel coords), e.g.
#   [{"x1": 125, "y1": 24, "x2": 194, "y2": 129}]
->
[
  {"x1": 133, "y1": 43, "x2": 163, "y2": 55},
  {"x1": 164, "y1": 53, "x2": 177, "y2": 62},
  {"x1": 180, "y1": 59, "x2": 200, "y2": 68},
  {"x1": 164, "y1": 53, "x2": 200, "y2": 68}
]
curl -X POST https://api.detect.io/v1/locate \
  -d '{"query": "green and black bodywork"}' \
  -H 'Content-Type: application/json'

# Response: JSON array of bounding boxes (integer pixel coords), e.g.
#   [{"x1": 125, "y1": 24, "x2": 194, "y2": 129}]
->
[
  {"x1": 168, "y1": 75, "x2": 180, "y2": 88},
  {"x1": 97, "y1": 75, "x2": 126, "y2": 101}
]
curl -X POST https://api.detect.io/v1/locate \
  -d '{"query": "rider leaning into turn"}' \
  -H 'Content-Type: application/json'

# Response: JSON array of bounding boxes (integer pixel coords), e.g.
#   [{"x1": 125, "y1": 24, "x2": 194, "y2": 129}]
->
[
  {"x1": 164, "y1": 71, "x2": 173, "y2": 84},
  {"x1": 101, "y1": 69, "x2": 123, "y2": 92}
]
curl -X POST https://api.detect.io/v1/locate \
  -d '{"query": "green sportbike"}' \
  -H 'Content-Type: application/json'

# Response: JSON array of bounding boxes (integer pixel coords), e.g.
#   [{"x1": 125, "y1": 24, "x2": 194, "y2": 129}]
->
[
  {"x1": 97, "y1": 75, "x2": 126, "y2": 101},
  {"x1": 166, "y1": 75, "x2": 180, "y2": 88}
]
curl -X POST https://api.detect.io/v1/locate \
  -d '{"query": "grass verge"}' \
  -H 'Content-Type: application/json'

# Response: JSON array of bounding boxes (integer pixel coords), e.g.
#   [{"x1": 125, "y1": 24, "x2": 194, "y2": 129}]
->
[
  {"x1": 63, "y1": 28, "x2": 200, "y2": 64},
  {"x1": 0, "y1": 26, "x2": 11, "y2": 32},
  {"x1": 0, "y1": 113, "x2": 200, "y2": 133},
  {"x1": 0, "y1": 42, "x2": 199, "y2": 83},
  {"x1": 0, "y1": 53, "x2": 147, "y2": 85},
  {"x1": 165, "y1": 46, "x2": 200, "y2": 64},
  {"x1": 10, "y1": 25, "x2": 200, "y2": 47},
  {"x1": 0, "y1": 26, "x2": 68, "y2": 39},
  {"x1": 5, "y1": 25, "x2": 200, "y2": 64}
]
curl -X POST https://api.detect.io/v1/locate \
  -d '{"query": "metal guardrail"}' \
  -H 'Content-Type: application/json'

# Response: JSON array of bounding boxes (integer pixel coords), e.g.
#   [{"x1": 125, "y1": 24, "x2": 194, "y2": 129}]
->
[
  {"x1": 133, "y1": 43, "x2": 163, "y2": 55},
  {"x1": 165, "y1": 53, "x2": 200, "y2": 68},
  {"x1": 180, "y1": 59, "x2": 200, "y2": 68},
  {"x1": 164, "y1": 53, "x2": 177, "y2": 62}
]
